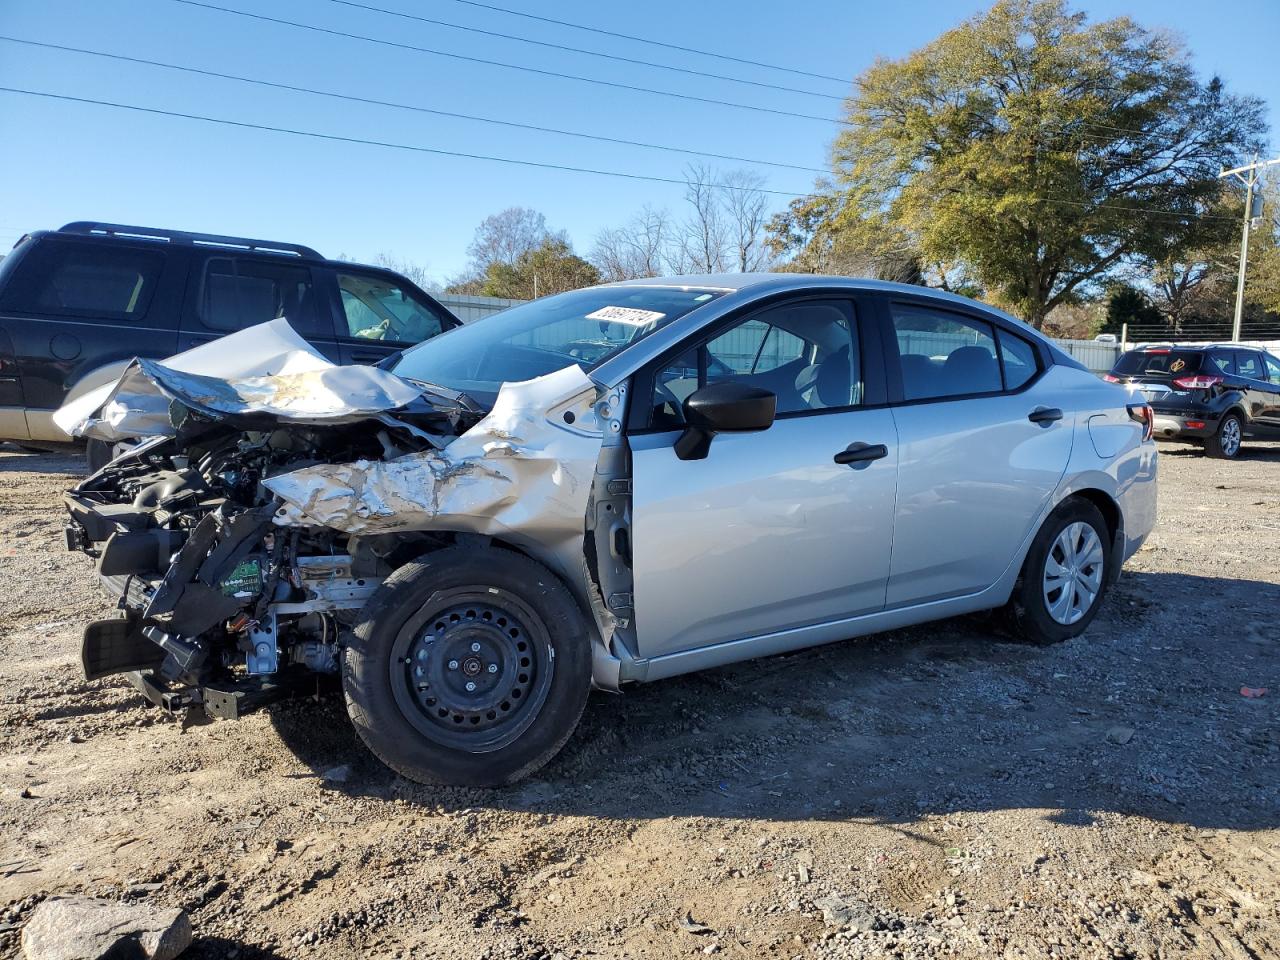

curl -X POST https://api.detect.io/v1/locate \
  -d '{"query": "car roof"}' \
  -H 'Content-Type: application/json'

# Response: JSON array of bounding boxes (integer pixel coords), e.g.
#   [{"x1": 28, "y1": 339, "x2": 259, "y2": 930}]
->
[{"x1": 607, "y1": 271, "x2": 1042, "y2": 325}]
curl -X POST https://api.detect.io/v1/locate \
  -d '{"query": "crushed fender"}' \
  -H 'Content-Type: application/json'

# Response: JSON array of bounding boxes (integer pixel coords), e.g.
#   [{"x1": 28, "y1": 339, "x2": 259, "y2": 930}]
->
[{"x1": 263, "y1": 364, "x2": 604, "y2": 539}]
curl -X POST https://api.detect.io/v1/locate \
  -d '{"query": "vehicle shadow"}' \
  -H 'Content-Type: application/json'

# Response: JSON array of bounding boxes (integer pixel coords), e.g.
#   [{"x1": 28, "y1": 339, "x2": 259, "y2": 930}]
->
[
  {"x1": 1158, "y1": 440, "x2": 1280, "y2": 461},
  {"x1": 269, "y1": 570, "x2": 1279, "y2": 832},
  {"x1": 0, "y1": 444, "x2": 87, "y2": 475}
]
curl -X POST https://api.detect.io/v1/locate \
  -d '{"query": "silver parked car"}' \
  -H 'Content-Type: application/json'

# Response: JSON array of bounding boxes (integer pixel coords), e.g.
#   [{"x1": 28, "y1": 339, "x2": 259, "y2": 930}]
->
[{"x1": 62, "y1": 274, "x2": 1158, "y2": 786}]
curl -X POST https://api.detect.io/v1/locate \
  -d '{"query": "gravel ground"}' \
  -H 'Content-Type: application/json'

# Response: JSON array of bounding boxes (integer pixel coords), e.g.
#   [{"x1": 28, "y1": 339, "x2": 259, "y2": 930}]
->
[{"x1": 1, "y1": 442, "x2": 1277, "y2": 960}]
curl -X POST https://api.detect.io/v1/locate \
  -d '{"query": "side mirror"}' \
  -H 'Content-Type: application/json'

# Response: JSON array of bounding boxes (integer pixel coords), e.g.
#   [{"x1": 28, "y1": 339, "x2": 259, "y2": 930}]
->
[{"x1": 674, "y1": 382, "x2": 776, "y2": 461}]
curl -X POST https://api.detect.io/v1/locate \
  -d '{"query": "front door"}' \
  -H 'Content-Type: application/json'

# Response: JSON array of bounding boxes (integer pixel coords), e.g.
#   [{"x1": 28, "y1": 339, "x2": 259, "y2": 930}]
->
[
  {"x1": 1252, "y1": 352, "x2": 1280, "y2": 434},
  {"x1": 330, "y1": 269, "x2": 452, "y2": 366},
  {"x1": 628, "y1": 297, "x2": 898, "y2": 660}
]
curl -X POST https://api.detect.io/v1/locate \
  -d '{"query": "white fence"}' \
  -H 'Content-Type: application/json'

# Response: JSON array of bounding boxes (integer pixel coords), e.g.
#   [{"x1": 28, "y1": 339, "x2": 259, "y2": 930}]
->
[
  {"x1": 437, "y1": 294, "x2": 523, "y2": 323},
  {"x1": 1054, "y1": 337, "x2": 1121, "y2": 373}
]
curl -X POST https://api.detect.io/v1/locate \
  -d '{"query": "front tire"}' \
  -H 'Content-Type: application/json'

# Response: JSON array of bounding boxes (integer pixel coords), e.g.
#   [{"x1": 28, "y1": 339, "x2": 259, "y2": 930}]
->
[
  {"x1": 1204, "y1": 413, "x2": 1243, "y2": 459},
  {"x1": 344, "y1": 545, "x2": 592, "y2": 787},
  {"x1": 1005, "y1": 498, "x2": 1111, "y2": 645}
]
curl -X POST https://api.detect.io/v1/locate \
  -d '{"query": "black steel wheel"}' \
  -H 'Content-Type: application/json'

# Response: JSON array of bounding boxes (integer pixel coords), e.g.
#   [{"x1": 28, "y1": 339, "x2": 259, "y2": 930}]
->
[
  {"x1": 390, "y1": 590, "x2": 554, "y2": 752},
  {"x1": 345, "y1": 545, "x2": 592, "y2": 786}
]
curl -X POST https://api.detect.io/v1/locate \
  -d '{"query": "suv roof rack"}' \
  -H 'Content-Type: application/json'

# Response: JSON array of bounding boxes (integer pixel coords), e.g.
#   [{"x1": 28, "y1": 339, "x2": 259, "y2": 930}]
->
[{"x1": 58, "y1": 222, "x2": 322, "y2": 259}]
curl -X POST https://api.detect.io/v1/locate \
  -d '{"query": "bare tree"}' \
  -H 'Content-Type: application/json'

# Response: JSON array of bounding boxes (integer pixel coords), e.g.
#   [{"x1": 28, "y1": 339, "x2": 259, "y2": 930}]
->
[
  {"x1": 372, "y1": 252, "x2": 437, "y2": 292},
  {"x1": 590, "y1": 206, "x2": 673, "y2": 281},
  {"x1": 680, "y1": 164, "x2": 729, "y2": 273},
  {"x1": 720, "y1": 169, "x2": 773, "y2": 271},
  {"x1": 465, "y1": 207, "x2": 561, "y2": 273}
]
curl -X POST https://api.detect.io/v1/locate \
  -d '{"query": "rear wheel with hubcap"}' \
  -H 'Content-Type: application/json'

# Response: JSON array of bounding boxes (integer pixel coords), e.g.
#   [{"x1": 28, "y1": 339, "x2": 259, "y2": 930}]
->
[
  {"x1": 1005, "y1": 498, "x2": 1111, "y2": 645},
  {"x1": 1205, "y1": 413, "x2": 1242, "y2": 459},
  {"x1": 345, "y1": 545, "x2": 592, "y2": 786}
]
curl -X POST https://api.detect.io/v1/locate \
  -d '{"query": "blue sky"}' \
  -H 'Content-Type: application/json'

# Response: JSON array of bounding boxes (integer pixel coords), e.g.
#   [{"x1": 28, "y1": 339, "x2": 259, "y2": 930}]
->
[{"x1": 1, "y1": 0, "x2": 1276, "y2": 283}]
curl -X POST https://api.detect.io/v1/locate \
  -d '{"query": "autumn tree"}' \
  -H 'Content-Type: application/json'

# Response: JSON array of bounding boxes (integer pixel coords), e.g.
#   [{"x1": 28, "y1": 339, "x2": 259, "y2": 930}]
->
[
  {"x1": 479, "y1": 238, "x2": 600, "y2": 300},
  {"x1": 769, "y1": 0, "x2": 1266, "y2": 328}
]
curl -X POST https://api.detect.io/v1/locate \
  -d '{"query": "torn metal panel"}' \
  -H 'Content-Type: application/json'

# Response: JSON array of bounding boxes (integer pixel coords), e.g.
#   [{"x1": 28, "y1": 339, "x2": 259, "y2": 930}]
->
[
  {"x1": 53, "y1": 318, "x2": 424, "y2": 441},
  {"x1": 263, "y1": 365, "x2": 604, "y2": 545}
]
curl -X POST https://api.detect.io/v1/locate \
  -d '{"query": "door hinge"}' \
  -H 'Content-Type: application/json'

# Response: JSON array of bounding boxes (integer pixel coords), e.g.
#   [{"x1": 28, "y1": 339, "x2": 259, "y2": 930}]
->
[
  {"x1": 607, "y1": 592, "x2": 633, "y2": 611},
  {"x1": 606, "y1": 479, "x2": 632, "y2": 496}
]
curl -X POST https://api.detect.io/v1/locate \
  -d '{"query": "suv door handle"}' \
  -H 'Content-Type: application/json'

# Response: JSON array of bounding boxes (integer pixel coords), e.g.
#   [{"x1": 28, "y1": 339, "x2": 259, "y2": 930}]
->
[
  {"x1": 1028, "y1": 407, "x2": 1063, "y2": 425},
  {"x1": 834, "y1": 442, "x2": 888, "y2": 466}
]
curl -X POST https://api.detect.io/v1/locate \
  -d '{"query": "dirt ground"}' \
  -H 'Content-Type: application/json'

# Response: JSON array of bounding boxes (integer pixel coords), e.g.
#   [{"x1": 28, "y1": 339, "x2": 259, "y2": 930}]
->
[{"x1": 1, "y1": 442, "x2": 1277, "y2": 960}]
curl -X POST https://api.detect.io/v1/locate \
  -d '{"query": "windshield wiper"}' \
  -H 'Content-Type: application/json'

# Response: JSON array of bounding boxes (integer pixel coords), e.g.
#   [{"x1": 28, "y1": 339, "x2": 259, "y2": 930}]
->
[{"x1": 403, "y1": 378, "x2": 487, "y2": 415}]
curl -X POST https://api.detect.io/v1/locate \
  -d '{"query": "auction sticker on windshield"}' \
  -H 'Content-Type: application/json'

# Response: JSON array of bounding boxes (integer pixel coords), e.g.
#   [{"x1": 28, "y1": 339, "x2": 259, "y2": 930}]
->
[{"x1": 586, "y1": 306, "x2": 666, "y2": 325}]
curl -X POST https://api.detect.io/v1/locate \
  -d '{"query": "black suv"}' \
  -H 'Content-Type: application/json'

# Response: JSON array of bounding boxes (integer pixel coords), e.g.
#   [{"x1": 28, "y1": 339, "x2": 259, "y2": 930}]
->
[
  {"x1": 0, "y1": 222, "x2": 459, "y2": 468},
  {"x1": 1105, "y1": 344, "x2": 1280, "y2": 458}
]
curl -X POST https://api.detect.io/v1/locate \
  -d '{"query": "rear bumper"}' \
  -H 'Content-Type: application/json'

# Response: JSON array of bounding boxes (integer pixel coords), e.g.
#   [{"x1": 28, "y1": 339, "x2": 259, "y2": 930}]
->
[{"x1": 1151, "y1": 413, "x2": 1217, "y2": 440}]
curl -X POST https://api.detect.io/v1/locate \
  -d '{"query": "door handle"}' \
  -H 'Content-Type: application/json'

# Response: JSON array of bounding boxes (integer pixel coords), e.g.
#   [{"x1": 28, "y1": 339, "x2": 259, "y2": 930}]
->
[
  {"x1": 1028, "y1": 407, "x2": 1063, "y2": 425},
  {"x1": 834, "y1": 442, "x2": 888, "y2": 466},
  {"x1": 348, "y1": 352, "x2": 386, "y2": 364}
]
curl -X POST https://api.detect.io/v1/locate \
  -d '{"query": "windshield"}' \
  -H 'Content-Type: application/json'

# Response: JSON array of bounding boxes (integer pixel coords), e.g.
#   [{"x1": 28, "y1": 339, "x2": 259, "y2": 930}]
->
[
  {"x1": 1113, "y1": 349, "x2": 1204, "y2": 378},
  {"x1": 390, "y1": 285, "x2": 723, "y2": 403}
]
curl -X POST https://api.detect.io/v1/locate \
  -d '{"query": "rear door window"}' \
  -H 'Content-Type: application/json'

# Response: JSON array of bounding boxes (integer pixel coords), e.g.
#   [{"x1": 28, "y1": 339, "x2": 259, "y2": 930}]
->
[
  {"x1": 1234, "y1": 351, "x2": 1264, "y2": 380},
  {"x1": 1112, "y1": 350, "x2": 1204, "y2": 378},
  {"x1": 890, "y1": 303, "x2": 1002, "y2": 400},
  {"x1": 997, "y1": 328, "x2": 1040, "y2": 390},
  {"x1": 198, "y1": 258, "x2": 320, "y2": 335},
  {"x1": 0, "y1": 239, "x2": 164, "y2": 320},
  {"x1": 1264, "y1": 354, "x2": 1280, "y2": 385}
]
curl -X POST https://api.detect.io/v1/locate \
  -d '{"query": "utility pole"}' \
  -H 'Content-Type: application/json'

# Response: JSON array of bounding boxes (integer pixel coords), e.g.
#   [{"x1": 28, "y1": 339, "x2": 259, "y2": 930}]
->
[{"x1": 1219, "y1": 155, "x2": 1280, "y2": 342}]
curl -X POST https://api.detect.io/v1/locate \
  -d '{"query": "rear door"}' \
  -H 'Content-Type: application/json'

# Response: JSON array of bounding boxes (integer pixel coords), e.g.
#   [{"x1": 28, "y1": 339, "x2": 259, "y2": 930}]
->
[
  {"x1": 880, "y1": 296, "x2": 1073, "y2": 607},
  {"x1": 179, "y1": 253, "x2": 338, "y2": 360},
  {"x1": 0, "y1": 235, "x2": 181, "y2": 429},
  {"x1": 628, "y1": 295, "x2": 898, "y2": 660},
  {"x1": 1231, "y1": 350, "x2": 1271, "y2": 431},
  {"x1": 327, "y1": 268, "x2": 454, "y2": 366},
  {"x1": 1250, "y1": 352, "x2": 1280, "y2": 434}
]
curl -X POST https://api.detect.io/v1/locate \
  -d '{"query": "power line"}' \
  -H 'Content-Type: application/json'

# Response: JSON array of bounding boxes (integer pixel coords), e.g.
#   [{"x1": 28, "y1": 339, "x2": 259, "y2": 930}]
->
[
  {"x1": 0, "y1": 86, "x2": 813, "y2": 196},
  {"x1": 0, "y1": 36, "x2": 826, "y2": 174},
  {"x1": 323, "y1": 0, "x2": 843, "y2": 102},
  {"x1": 0, "y1": 86, "x2": 1246, "y2": 225},
  {"x1": 439, "y1": 0, "x2": 850, "y2": 86},
  {"x1": 166, "y1": 0, "x2": 845, "y2": 126}
]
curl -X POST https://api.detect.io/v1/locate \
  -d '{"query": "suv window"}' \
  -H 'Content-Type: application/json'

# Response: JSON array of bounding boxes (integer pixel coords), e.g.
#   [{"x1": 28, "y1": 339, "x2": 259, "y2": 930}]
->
[
  {"x1": 338, "y1": 272, "x2": 445, "y2": 345},
  {"x1": 1112, "y1": 349, "x2": 1205, "y2": 378},
  {"x1": 1208, "y1": 351, "x2": 1236, "y2": 375},
  {"x1": 891, "y1": 303, "x2": 1001, "y2": 400},
  {"x1": 200, "y1": 258, "x2": 316, "y2": 334},
  {"x1": 1264, "y1": 353, "x2": 1280, "y2": 385},
  {"x1": 0, "y1": 239, "x2": 164, "y2": 320},
  {"x1": 650, "y1": 300, "x2": 860, "y2": 428},
  {"x1": 1234, "y1": 351, "x2": 1264, "y2": 380}
]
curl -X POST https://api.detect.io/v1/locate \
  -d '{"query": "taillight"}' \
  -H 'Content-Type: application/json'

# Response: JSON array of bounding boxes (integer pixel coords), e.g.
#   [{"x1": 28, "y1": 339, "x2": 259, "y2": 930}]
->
[
  {"x1": 1102, "y1": 373, "x2": 1121, "y2": 383},
  {"x1": 1172, "y1": 375, "x2": 1223, "y2": 390},
  {"x1": 1127, "y1": 403, "x2": 1154, "y2": 441}
]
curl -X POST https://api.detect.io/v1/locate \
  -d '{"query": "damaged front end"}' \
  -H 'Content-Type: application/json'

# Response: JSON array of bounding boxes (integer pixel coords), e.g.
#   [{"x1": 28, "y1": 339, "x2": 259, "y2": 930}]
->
[{"x1": 61, "y1": 319, "x2": 617, "y2": 721}]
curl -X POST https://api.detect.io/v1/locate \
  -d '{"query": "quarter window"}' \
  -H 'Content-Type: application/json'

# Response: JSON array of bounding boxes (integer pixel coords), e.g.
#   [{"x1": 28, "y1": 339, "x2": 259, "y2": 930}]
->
[
  {"x1": 0, "y1": 240, "x2": 164, "y2": 320},
  {"x1": 998, "y1": 329, "x2": 1039, "y2": 390},
  {"x1": 891, "y1": 304, "x2": 1002, "y2": 400},
  {"x1": 337, "y1": 273, "x2": 445, "y2": 345},
  {"x1": 201, "y1": 258, "x2": 316, "y2": 334},
  {"x1": 650, "y1": 300, "x2": 860, "y2": 428},
  {"x1": 1208, "y1": 352, "x2": 1236, "y2": 375}
]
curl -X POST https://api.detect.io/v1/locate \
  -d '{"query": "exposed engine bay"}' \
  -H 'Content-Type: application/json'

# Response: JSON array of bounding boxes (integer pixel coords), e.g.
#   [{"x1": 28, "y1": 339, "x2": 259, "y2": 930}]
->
[{"x1": 59, "y1": 319, "x2": 627, "y2": 721}]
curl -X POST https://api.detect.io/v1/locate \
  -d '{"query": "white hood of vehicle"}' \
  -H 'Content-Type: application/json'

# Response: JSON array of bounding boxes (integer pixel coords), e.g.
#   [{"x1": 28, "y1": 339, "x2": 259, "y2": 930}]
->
[{"x1": 53, "y1": 318, "x2": 425, "y2": 441}]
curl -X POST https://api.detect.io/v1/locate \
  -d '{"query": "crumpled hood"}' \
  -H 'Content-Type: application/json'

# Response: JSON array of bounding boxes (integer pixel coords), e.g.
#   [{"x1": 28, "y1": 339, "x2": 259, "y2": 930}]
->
[{"x1": 53, "y1": 318, "x2": 426, "y2": 442}]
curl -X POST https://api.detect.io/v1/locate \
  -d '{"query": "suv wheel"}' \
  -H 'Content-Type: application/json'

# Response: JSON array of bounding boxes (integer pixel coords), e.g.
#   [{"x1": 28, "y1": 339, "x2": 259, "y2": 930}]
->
[
  {"x1": 344, "y1": 545, "x2": 592, "y2": 786},
  {"x1": 1205, "y1": 413, "x2": 1243, "y2": 459},
  {"x1": 1005, "y1": 498, "x2": 1111, "y2": 645}
]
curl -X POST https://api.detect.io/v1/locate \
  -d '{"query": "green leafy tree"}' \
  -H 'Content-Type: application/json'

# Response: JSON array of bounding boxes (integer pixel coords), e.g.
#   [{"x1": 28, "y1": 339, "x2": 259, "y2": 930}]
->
[
  {"x1": 1103, "y1": 284, "x2": 1163, "y2": 337},
  {"x1": 769, "y1": 0, "x2": 1265, "y2": 328},
  {"x1": 480, "y1": 238, "x2": 600, "y2": 300}
]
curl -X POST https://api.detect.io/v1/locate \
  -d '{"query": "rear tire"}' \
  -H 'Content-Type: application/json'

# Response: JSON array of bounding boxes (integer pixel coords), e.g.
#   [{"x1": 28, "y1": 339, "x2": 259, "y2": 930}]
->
[
  {"x1": 344, "y1": 545, "x2": 592, "y2": 787},
  {"x1": 1005, "y1": 498, "x2": 1111, "y2": 645},
  {"x1": 1204, "y1": 413, "x2": 1243, "y2": 459}
]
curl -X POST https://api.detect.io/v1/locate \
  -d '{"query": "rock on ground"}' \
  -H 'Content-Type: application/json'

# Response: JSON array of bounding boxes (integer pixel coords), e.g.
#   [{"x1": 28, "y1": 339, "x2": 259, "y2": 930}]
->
[{"x1": 21, "y1": 896, "x2": 192, "y2": 960}]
